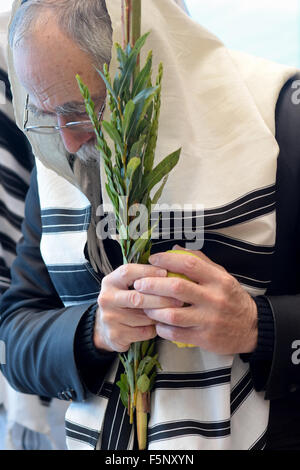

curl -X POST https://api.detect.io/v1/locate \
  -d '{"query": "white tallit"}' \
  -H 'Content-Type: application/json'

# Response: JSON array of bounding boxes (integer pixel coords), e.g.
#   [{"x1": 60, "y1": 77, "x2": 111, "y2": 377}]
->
[{"x1": 7, "y1": 0, "x2": 298, "y2": 450}]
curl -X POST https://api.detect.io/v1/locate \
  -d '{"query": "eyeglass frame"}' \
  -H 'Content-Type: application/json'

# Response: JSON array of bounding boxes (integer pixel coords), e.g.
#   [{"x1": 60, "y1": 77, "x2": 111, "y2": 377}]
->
[{"x1": 23, "y1": 94, "x2": 106, "y2": 135}]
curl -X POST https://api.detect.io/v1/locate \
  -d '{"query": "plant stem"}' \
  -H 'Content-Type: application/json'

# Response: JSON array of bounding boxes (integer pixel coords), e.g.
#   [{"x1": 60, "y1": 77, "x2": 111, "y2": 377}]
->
[
  {"x1": 121, "y1": 0, "x2": 126, "y2": 48},
  {"x1": 132, "y1": 0, "x2": 141, "y2": 47},
  {"x1": 132, "y1": 0, "x2": 142, "y2": 79},
  {"x1": 136, "y1": 390, "x2": 147, "y2": 450},
  {"x1": 125, "y1": 0, "x2": 131, "y2": 46}
]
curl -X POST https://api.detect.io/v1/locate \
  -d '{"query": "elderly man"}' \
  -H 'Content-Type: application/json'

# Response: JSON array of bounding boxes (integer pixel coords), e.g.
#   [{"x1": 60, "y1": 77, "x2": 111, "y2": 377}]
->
[{"x1": 1, "y1": 0, "x2": 300, "y2": 450}]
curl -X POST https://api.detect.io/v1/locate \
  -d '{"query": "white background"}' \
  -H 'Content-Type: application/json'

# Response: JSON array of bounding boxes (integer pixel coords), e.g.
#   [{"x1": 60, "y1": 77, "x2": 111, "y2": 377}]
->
[{"x1": 0, "y1": 0, "x2": 14, "y2": 13}]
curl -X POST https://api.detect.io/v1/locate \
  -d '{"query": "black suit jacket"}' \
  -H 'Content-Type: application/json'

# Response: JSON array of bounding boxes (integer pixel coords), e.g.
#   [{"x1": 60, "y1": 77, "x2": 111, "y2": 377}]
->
[{"x1": 1, "y1": 75, "x2": 300, "y2": 449}]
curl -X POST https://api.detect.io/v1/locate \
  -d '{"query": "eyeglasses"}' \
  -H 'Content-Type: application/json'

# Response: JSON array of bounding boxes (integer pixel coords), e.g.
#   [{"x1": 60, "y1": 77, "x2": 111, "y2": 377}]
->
[{"x1": 23, "y1": 94, "x2": 106, "y2": 135}]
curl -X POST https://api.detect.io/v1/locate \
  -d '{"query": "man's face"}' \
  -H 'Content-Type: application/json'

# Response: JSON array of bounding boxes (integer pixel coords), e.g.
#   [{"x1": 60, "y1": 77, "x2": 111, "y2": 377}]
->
[{"x1": 13, "y1": 13, "x2": 107, "y2": 160}]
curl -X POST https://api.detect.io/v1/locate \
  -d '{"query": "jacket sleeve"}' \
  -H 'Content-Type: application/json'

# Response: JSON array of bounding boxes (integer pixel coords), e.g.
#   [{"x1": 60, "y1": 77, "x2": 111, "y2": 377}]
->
[
  {"x1": 0, "y1": 166, "x2": 115, "y2": 401},
  {"x1": 244, "y1": 74, "x2": 300, "y2": 401}
]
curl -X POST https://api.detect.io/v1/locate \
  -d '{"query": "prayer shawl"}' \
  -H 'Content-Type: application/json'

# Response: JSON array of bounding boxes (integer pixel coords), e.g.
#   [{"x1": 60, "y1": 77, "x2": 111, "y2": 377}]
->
[{"x1": 8, "y1": 0, "x2": 298, "y2": 450}]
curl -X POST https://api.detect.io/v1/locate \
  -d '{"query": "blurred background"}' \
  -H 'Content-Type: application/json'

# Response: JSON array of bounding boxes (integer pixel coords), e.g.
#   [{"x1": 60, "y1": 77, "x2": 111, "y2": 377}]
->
[
  {"x1": 1, "y1": 0, "x2": 299, "y2": 66},
  {"x1": 185, "y1": 0, "x2": 300, "y2": 67}
]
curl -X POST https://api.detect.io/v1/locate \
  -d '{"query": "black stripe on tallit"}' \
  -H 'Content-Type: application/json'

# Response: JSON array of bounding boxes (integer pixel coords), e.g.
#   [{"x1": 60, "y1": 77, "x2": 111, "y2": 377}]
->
[
  {"x1": 204, "y1": 231, "x2": 274, "y2": 254},
  {"x1": 152, "y1": 185, "x2": 275, "y2": 236},
  {"x1": 0, "y1": 109, "x2": 34, "y2": 172},
  {"x1": 65, "y1": 420, "x2": 100, "y2": 441},
  {"x1": 153, "y1": 367, "x2": 231, "y2": 390},
  {"x1": 148, "y1": 419, "x2": 231, "y2": 443},
  {"x1": 0, "y1": 164, "x2": 29, "y2": 200},
  {"x1": 65, "y1": 430, "x2": 98, "y2": 449},
  {"x1": 204, "y1": 203, "x2": 275, "y2": 231},
  {"x1": 0, "y1": 263, "x2": 10, "y2": 294},
  {"x1": 0, "y1": 200, "x2": 23, "y2": 230},
  {"x1": 249, "y1": 429, "x2": 268, "y2": 450},
  {"x1": 233, "y1": 274, "x2": 271, "y2": 289},
  {"x1": 205, "y1": 185, "x2": 275, "y2": 216},
  {"x1": 0, "y1": 68, "x2": 12, "y2": 102},
  {"x1": 230, "y1": 371, "x2": 253, "y2": 415},
  {"x1": 101, "y1": 361, "x2": 133, "y2": 450},
  {"x1": 0, "y1": 232, "x2": 18, "y2": 255},
  {"x1": 203, "y1": 238, "x2": 273, "y2": 288}
]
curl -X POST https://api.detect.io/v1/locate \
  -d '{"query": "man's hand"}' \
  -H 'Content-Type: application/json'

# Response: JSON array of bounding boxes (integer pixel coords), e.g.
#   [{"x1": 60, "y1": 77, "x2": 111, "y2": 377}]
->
[
  {"x1": 133, "y1": 249, "x2": 258, "y2": 355},
  {"x1": 94, "y1": 264, "x2": 183, "y2": 353}
]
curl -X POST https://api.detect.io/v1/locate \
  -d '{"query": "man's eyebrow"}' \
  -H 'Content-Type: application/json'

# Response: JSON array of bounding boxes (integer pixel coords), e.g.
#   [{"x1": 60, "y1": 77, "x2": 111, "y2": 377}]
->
[{"x1": 28, "y1": 95, "x2": 104, "y2": 117}]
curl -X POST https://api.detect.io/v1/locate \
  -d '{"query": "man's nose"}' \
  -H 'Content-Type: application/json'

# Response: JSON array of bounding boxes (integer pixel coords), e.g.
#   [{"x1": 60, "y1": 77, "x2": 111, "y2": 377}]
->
[{"x1": 57, "y1": 115, "x2": 95, "y2": 154}]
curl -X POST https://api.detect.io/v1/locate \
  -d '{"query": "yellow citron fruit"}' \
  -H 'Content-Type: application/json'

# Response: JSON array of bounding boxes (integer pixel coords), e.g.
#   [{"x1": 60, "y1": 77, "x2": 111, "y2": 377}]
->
[{"x1": 167, "y1": 250, "x2": 198, "y2": 348}]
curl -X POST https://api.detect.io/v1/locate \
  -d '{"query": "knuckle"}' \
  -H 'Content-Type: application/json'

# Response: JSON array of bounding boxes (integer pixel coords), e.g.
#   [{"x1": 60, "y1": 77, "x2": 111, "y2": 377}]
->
[
  {"x1": 129, "y1": 291, "x2": 144, "y2": 308},
  {"x1": 101, "y1": 310, "x2": 114, "y2": 325},
  {"x1": 116, "y1": 343, "x2": 130, "y2": 353},
  {"x1": 221, "y1": 274, "x2": 235, "y2": 291},
  {"x1": 167, "y1": 309, "x2": 180, "y2": 325},
  {"x1": 98, "y1": 292, "x2": 110, "y2": 309},
  {"x1": 101, "y1": 274, "x2": 110, "y2": 289},
  {"x1": 213, "y1": 293, "x2": 226, "y2": 311},
  {"x1": 184, "y1": 255, "x2": 197, "y2": 270},
  {"x1": 171, "y1": 278, "x2": 184, "y2": 295},
  {"x1": 140, "y1": 325, "x2": 156, "y2": 339},
  {"x1": 109, "y1": 329, "x2": 120, "y2": 345},
  {"x1": 119, "y1": 264, "x2": 131, "y2": 279}
]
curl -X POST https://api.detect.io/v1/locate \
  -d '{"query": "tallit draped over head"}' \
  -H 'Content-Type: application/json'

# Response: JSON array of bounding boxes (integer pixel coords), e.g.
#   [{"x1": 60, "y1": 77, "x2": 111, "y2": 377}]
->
[{"x1": 8, "y1": 0, "x2": 297, "y2": 450}]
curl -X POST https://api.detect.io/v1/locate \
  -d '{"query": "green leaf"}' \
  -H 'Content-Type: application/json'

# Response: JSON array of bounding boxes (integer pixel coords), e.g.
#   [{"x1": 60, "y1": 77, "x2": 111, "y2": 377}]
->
[
  {"x1": 117, "y1": 373, "x2": 129, "y2": 409},
  {"x1": 130, "y1": 32, "x2": 151, "y2": 59},
  {"x1": 102, "y1": 121, "x2": 123, "y2": 154},
  {"x1": 118, "y1": 53, "x2": 139, "y2": 99},
  {"x1": 127, "y1": 234, "x2": 151, "y2": 263},
  {"x1": 122, "y1": 100, "x2": 135, "y2": 137},
  {"x1": 147, "y1": 341, "x2": 155, "y2": 357},
  {"x1": 142, "y1": 148, "x2": 181, "y2": 196},
  {"x1": 116, "y1": 43, "x2": 127, "y2": 70},
  {"x1": 141, "y1": 341, "x2": 150, "y2": 358},
  {"x1": 151, "y1": 176, "x2": 168, "y2": 205},
  {"x1": 97, "y1": 68, "x2": 118, "y2": 107},
  {"x1": 139, "y1": 247, "x2": 151, "y2": 265},
  {"x1": 132, "y1": 86, "x2": 158, "y2": 107},
  {"x1": 129, "y1": 134, "x2": 147, "y2": 158},
  {"x1": 127, "y1": 346, "x2": 135, "y2": 364},
  {"x1": 144, "y1": 354, "x2": 159, "y2": 376},
  {"x1": 143, "y1": 64, "x2": 164, "y2": 175},
  {"x1": 119, "y1": 388, "x2": 129, "y2": 409},
  {"x1": 137, "y1": 374, "x2": 150, "y2": 393},
  {"x1": 137, "y1": 356, "x2": 152, "y2": 377},
  {"x1": 134, "y1": 341, "x2": 141, "y2": 357},
  {"x1": 126, "y1": 157, "x2": 141, "y2": 191},
  {"x1": 132, "y1": 51, "x2": 153, "y2": 97}
]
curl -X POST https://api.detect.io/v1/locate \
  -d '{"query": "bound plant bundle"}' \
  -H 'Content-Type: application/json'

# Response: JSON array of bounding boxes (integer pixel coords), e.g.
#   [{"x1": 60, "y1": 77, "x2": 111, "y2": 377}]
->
[{"x1": 77, "y1": 0, "x2": 181, "y2": 450}]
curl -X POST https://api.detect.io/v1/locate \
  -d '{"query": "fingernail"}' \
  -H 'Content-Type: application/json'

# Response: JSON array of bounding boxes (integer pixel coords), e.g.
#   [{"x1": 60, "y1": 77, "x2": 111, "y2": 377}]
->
[
  {"x1": 149, "y1": 255, "x2": 159, "y2": 265},
  {"x1": 134, "y1": 280, "x2": 141, "y2": 290}
]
